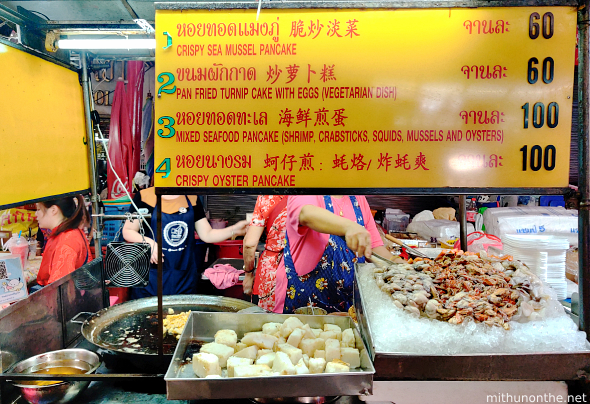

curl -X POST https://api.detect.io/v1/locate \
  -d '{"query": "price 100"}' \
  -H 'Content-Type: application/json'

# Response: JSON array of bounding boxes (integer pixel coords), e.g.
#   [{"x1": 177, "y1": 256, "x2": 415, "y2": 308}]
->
[
  {"x1": 521, "y1": 102, "x2": 559, "y2": 129},
  {"x1": 520, "y1": 145, "x2": 556, "y2": 172}
]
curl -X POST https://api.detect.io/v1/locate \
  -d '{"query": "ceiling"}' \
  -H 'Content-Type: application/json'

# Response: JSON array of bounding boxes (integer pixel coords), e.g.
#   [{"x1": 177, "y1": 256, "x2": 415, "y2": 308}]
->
[
  {"x1": 1, "y1": 0, "x2": 581, "y2": 26},
  {"x1": 1, "y1": 1, "x2": 157, "y2": 23},
  {"x1": 0, "y1": 1, "x2": 170, "y2": 58}
]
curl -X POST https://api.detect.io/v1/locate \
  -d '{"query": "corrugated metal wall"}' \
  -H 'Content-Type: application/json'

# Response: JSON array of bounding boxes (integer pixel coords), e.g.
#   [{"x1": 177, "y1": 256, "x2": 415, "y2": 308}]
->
[
  {"x1": 570, "y1": 67, "x2": 579, "y2": 186},
  {"x1": 207, "y1": 195, "x2": 257, "y2": 225},
  {"x1": 207, "y1": 195, "x2": 454, "y2": 225}
]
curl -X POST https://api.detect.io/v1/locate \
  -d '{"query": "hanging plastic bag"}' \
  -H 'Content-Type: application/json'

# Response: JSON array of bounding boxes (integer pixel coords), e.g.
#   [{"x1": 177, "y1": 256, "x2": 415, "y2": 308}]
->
[{"x1": 454, "y1": 231, "x2": 503, "y2": 254}]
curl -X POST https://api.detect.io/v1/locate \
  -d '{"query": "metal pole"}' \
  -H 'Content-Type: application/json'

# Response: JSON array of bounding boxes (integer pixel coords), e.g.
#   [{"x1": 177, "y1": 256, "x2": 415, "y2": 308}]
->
[
  {"x1": 459, "y1": 195, "x2": 468, "y2": 251},
  {"x1": 92, "y1": 214, "x2": 152, "y2": 220},
  {"x1": 157, "y1": 195, "x2": 164, "y2": 358},
  {"x1": 80, "y1": 51, "x2": 107, "y2": 308},
  {"x1": 578, "y1": 3, "x2": 590, "y2": 337}
]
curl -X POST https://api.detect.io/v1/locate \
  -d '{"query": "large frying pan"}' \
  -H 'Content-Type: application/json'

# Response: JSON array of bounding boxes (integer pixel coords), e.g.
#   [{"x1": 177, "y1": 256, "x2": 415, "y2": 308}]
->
[{"x1": 79, "y1": 295, "x2": 255, "y2": 371}]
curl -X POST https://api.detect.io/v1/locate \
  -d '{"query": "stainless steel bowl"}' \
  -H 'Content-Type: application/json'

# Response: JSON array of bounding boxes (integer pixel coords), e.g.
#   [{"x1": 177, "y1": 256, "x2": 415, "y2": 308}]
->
[{"x1": 8, "y1": 348, "x2": 101, "y2": 404}]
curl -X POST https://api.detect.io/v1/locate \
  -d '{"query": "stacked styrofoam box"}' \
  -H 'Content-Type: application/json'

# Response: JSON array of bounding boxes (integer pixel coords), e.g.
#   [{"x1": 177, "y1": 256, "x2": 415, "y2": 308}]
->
[
  {"x1": 502, "y1": 234, "x2": 568, "y2": 300},
  {"x1": 483, "y1": 207, "x2": 578, "y2": 247}
]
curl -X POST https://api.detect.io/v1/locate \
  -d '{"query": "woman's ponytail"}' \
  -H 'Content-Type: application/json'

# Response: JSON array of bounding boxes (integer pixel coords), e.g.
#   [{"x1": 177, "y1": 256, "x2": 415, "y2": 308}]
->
[{"x1": 41, "y1": 195, "x2": 89, "y2": 237}]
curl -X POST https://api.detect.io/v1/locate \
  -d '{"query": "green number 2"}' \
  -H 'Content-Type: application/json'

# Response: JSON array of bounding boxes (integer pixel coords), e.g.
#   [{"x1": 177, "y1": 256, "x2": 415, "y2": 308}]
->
[
  {"x1": 157, "y1": 72, "x2": 176, "y2": 97},
  {"x1": 156, "y1": 158, "x2": 171, "y2": 179},
  {"x1": 157, "y1": 116, "x2": 175, "y2": 138}
]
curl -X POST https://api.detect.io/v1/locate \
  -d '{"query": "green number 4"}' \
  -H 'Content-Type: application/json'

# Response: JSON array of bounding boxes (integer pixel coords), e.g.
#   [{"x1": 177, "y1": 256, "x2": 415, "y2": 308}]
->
[{"x1": 156, "y1": 158, "x2": 171, "y2": 179}]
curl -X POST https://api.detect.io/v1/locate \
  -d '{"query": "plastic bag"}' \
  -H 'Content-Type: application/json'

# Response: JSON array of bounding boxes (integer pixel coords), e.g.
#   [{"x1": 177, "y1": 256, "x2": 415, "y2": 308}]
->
[
  {"x1": 454, "y1": 231, "x2": 503, "y2": 254},
  {"x1": 406, "y1": 219, "x2": 474, "y2": 242},
  {"x1": 412, "y1": 210, "x2": 435, "y2": 222},
  {"x1": 483, "y1": 206, "x2": 578, "y2": 247},
  {"x1": 133, "y1": 172, "x2": 150, "y2": 189},
  {"x1": 432, "y1": 207, "x2": 456, "y2": 221}
]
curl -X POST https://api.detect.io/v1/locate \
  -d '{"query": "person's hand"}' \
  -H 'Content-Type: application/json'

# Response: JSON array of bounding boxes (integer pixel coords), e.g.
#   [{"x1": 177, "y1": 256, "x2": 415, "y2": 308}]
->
[
  {"x1": 344, "y1": 223, "x2": 372, "y2": 259},
  {"x1": 243, "y1": 271, "x2": 255, "y2": 295},
  {"x1": 232, "y1": 220, "x2": 249, "y2": 237},
  {"x1": 149, "y1": 241, "x2": 164, "y2": 264}
]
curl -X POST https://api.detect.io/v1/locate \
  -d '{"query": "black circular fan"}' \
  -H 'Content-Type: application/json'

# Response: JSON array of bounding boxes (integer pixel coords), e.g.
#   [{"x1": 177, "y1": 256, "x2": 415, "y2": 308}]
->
[{"x1": 105, "y1": 242, "x2": 150, "y2": 287}]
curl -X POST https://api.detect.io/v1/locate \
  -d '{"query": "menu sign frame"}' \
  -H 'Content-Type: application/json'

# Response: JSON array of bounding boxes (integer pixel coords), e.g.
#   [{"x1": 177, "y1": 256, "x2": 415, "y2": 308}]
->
[{"x1": 154, "y1": 1, "x2": 577, "y2": 195}]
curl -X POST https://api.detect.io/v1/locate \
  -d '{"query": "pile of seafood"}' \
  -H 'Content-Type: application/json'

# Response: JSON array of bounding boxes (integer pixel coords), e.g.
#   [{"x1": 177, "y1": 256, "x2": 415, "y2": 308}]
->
[{"x1": 373, "y1": 250, "x2": 553, "y2": 330}]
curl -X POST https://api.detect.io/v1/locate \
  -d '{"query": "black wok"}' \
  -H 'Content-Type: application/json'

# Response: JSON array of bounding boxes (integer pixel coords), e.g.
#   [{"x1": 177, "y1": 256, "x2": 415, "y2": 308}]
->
[{"x1": 79, "y1": 294, "x2": 255, "y2": 371}]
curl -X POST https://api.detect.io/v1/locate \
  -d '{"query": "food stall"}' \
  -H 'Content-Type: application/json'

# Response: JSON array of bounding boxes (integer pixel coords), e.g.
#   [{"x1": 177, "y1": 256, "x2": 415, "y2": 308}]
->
[
  {"x1": 152, "y1": 0, "x2": 590, "y2": 400},
  {"x1": 1, "y1": 0, "x2": 590, "y2": 402}
]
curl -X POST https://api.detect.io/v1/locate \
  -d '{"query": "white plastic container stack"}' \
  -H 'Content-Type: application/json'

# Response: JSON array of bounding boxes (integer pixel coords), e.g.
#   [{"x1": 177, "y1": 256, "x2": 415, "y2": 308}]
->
[
  {"x1": 502, "y1": 234, "x2": 569, "y2": 300},
  {"x1": 483, "y1": 207, "x2": 578, "y2": 247}
]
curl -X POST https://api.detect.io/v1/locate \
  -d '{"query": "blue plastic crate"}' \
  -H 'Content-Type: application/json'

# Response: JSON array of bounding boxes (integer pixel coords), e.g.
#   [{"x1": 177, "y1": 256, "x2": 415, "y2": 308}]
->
[
  {"x1": 539, "y1": 195, "x2": 565, "y2": 207},
  {"x1": 102, "y1": 204, "x2": 131, "y2": 244}
]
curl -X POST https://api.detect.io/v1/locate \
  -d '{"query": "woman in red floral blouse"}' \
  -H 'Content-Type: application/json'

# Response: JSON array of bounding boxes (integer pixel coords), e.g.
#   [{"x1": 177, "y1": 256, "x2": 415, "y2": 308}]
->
[{"x1": 243, "y1": 195, "x2": 288, "y2": 311}]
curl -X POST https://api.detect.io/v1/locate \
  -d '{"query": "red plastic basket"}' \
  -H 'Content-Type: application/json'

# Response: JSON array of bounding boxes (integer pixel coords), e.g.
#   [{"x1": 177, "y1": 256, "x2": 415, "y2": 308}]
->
[{"x1": 212, "y1": 240, "x2": 243, "y2": 259}]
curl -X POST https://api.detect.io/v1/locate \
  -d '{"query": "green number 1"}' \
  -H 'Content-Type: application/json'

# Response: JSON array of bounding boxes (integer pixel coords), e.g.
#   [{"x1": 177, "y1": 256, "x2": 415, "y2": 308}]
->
[{"x1": 163, "y1": 31, "x2": 172, "y2": 49}]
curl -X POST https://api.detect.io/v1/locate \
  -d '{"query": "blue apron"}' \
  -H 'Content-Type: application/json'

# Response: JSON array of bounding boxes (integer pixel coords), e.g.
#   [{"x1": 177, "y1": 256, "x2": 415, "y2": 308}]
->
[
  {"x1": 282, "y1": 196, "x2": 365, "y2": 313},
  {"x1": 131, "y1": 196, "x2": 198, "y2": 298}
]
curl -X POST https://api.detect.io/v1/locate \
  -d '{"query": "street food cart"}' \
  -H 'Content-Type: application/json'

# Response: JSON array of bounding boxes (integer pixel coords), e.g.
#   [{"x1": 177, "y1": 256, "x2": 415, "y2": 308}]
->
[{"x1": 2, "y1": 0, "x2": 590, "y2": 402}]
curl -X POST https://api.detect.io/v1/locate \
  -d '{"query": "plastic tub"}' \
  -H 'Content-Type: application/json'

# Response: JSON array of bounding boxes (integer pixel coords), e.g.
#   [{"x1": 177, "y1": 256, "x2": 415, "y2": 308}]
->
[{"x1": 384, "y1": 216, "x2": 409, "y2": 232}]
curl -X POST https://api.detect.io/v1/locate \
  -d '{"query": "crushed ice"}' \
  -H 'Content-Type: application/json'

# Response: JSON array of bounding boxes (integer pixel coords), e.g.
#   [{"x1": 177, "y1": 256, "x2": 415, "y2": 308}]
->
[{"x1": 357, "y1": 264, "x2": 590, "y2": 354}]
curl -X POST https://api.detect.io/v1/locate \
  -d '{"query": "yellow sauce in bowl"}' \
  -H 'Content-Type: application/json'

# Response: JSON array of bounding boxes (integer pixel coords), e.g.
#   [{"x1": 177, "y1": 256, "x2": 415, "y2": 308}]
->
[{"x1": 20, "y1": 366, "x2": 86, "y2": 386}]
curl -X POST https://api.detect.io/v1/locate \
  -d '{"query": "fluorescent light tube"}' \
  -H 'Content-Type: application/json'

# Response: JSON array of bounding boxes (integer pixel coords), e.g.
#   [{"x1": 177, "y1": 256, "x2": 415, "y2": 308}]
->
[{"x1": 57, "y1": 38, "x2": 156, "y2": 50}]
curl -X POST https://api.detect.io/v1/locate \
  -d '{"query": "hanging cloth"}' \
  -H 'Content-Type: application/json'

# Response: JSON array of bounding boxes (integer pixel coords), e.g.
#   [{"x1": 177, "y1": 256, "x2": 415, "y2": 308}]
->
[
  {"x1": 107, "y1": 79, "x2": 131, "y2": 198},
  {"x1": 141, "y1": 96, "x2": 154, "y2": 179},
  {"x1": 126, "y1": 61, "x2": 144, "y2": 183}
]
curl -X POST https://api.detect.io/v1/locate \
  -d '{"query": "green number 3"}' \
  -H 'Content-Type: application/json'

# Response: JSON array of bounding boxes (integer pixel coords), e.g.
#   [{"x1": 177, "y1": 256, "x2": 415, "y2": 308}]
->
[{"x1": 157, "y1": 116, "x2": 175, "y2": 138}]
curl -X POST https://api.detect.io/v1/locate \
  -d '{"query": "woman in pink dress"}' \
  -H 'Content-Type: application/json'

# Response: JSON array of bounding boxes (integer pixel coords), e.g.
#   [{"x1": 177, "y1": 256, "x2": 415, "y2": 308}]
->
[{"x1": 243, "y1": 195, "x2": 288, "y2": 311}]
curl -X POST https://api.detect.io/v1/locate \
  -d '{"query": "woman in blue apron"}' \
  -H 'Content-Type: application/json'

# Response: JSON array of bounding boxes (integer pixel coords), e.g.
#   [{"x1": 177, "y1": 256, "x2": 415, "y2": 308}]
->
[
  {"x1": 273, "y1": 195, "x2": 405, "y2": 313},
  {"x1": 122, "y1": 188, "x2": 248, "y2": 298}
]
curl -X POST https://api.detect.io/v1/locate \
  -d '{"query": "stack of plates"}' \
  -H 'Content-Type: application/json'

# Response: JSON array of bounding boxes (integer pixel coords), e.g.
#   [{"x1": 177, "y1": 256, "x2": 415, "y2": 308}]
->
[{"x1": 502, "y1": 234, "x2": 568, "y2": 300}]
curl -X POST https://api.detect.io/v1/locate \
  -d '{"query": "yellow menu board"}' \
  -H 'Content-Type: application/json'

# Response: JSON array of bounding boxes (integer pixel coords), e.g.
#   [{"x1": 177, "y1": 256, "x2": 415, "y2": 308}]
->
[
  {"x1": 0, "y1": 41, "x2": 90, "y2": 208},
  {"x1": 155, "y1": 7, "x2": 576, "y2": 189}
]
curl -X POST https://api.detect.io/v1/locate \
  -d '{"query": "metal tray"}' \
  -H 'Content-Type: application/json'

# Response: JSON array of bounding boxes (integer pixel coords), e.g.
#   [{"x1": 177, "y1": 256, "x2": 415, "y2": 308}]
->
[
  {"x1": 164, "y1": 312, "x2": 375, "y2": 400},
  {"x1": 353, "y1": 264, "x2": 590, "y2": 381}
]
